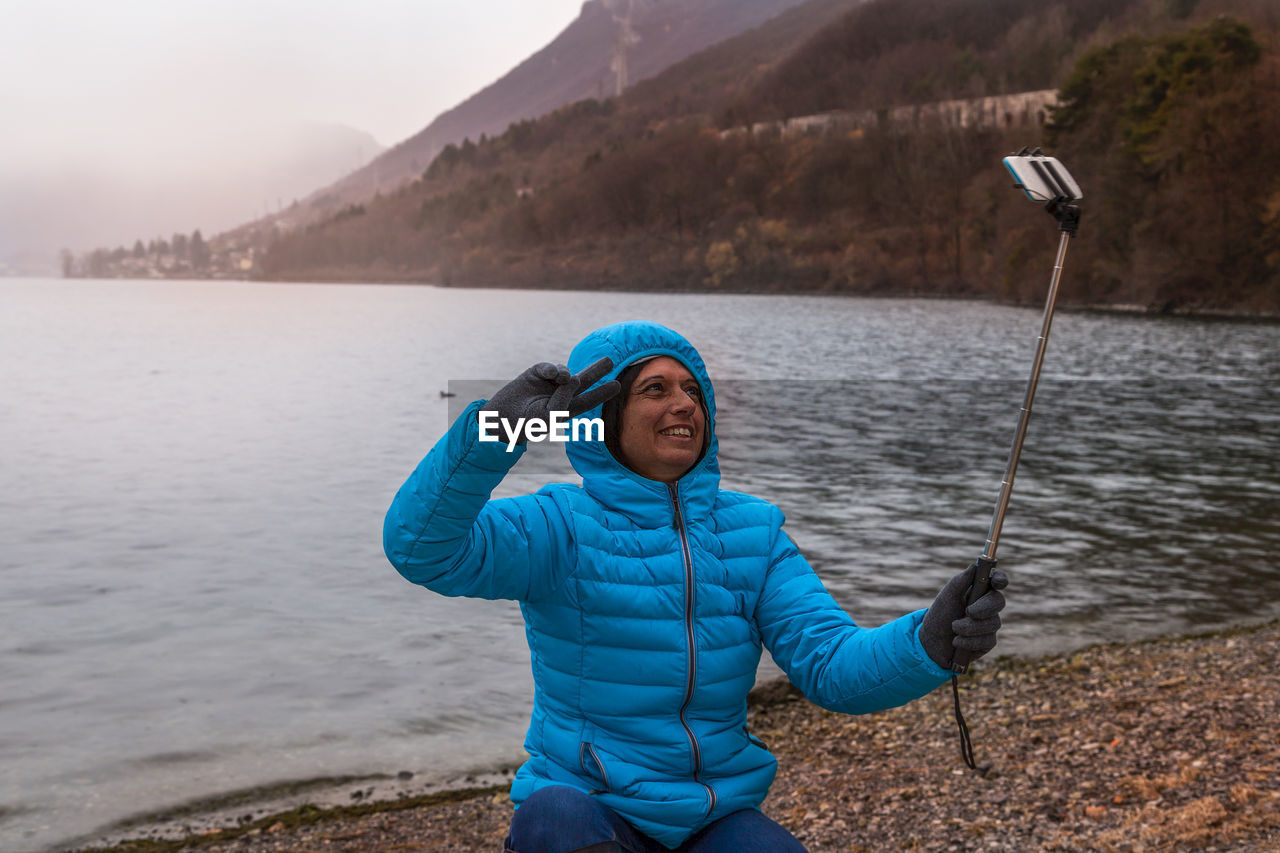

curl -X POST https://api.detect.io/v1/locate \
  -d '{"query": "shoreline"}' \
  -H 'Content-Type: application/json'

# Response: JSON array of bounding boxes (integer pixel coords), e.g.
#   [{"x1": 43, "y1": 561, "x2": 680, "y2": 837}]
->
[
  {"x1": 71, "y1": 620, "x2": 1280, "y2": 853},
  {"x1": 21, "y1": 276, "x2": 1280, "y2": 323}
]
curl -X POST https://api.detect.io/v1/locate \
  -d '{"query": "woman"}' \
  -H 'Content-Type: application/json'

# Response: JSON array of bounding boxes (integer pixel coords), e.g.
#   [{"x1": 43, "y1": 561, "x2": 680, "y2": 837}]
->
[{"x1": 383, "y1": 321, "x2": 1007, "y2": 852}]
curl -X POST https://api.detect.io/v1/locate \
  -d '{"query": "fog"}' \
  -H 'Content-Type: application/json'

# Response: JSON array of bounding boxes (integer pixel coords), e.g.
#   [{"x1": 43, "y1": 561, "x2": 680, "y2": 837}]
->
[{"x1": 0, "y1": 0, "x2": 585, "y2": 273}]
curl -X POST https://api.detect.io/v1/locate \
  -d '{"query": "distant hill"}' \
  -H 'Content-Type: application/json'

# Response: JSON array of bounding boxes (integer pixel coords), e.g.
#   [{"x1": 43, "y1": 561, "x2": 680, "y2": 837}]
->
[
  {"x1": 0, "y1": 120, "x2": 383, "y2": 277},
  {"x1": 282, "y1": 0, "x2": 827, "y2": 222}
]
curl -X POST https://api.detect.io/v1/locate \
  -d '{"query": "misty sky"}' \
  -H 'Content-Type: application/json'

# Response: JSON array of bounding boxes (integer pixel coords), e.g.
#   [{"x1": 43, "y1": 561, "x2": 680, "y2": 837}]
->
[{"x1": 0, "y1": 0, "x2": 586, "y2": 264}]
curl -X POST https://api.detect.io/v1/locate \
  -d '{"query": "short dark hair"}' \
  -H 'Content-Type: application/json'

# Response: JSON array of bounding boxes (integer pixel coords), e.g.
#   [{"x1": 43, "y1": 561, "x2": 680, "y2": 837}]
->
[{"x1": 602, "y1": 360, "x2": 647, "y2": 465}]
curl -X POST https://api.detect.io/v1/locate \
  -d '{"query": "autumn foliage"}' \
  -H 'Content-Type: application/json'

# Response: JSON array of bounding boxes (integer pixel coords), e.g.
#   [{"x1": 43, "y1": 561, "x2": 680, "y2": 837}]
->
[{"x1": 254, "y1": 0, "x2": 1280, "y2": 313}]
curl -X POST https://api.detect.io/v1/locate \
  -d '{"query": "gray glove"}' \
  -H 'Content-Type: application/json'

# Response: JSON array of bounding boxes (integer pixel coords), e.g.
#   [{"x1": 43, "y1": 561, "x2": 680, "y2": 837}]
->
[
  {"x1": 920, "y1": 559, "x2": 1008, "y2": 671},
  {"x1": 482, "y1": 357, "x2": 620, "y2": 445}
]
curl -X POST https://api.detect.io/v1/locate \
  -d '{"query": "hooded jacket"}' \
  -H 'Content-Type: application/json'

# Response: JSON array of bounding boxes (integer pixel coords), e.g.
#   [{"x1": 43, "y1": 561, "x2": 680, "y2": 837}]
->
[{"x1": 383, "y1": 321, "x2": 950, "y2": 848}]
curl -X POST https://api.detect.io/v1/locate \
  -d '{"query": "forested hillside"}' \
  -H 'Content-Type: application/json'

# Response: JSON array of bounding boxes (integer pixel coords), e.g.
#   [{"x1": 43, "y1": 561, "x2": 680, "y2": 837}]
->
[
  {"x1": 1045, "y1": 13, "x2": 1278, "y2": 310},
  {"x1": 721, "y1": 0, "x2": 1131, "y2": 123},
  {"x1": 108, "y1": 0, "x2": 1280, "y2": 314}
]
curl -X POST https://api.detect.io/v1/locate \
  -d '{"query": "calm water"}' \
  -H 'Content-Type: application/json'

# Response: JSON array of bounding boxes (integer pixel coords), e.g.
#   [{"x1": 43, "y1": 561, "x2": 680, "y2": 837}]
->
[{"x1": 1, "y1": 279, "x2": 1278, "y2": 852}]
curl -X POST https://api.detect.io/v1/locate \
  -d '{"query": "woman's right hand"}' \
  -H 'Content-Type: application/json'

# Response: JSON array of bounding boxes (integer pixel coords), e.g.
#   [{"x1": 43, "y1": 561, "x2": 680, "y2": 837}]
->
[{"x1": 482, "y1": 357, "x2": 620, "y2": 445}]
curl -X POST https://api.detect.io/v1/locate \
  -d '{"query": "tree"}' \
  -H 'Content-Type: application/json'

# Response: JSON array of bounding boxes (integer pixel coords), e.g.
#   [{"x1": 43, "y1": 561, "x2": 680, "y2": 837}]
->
[
  {"x1": 189, "y1": 229, "x2": 210, "y2": 269},
  {"x1": 1046, "y1": 17, "x2": 1273, "y2": 308},
  {"x1": 88, "y1": 249, "x2": 110, "y2": 277}
]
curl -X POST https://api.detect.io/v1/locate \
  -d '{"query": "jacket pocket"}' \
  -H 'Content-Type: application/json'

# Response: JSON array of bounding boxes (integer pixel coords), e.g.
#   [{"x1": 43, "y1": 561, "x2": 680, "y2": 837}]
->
[
  {"x1": 579, "y1": 742, "x2": 612, "y2": 794},
  {"x1": 745, "y1": 725, "x2": 769, "y2": 752}
]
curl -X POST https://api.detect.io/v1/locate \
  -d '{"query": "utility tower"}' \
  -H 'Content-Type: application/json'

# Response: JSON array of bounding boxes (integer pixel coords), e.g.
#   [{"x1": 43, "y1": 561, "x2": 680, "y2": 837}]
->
[{"x1": 607, "y1": 0, "x2": 639, "y2": 96}]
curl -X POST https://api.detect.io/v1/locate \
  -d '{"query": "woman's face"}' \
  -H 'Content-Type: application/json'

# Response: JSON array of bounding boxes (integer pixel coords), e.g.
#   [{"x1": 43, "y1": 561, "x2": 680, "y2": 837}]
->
[{"x1": 617, "y1": 356, "x2": 706, "y2": 484}]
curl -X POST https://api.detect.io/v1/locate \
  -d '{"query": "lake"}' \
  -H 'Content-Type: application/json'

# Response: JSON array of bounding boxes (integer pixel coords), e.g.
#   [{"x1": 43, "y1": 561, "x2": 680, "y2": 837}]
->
[{"x1": 1, "y1": 278, "x2": 1277, "y2": 852}]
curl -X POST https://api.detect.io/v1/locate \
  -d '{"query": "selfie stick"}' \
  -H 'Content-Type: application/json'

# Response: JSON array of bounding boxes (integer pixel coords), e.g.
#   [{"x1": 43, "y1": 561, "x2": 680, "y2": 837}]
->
[{"x1": 951, "y1": 150, "x2": 1081, "y2": 675}]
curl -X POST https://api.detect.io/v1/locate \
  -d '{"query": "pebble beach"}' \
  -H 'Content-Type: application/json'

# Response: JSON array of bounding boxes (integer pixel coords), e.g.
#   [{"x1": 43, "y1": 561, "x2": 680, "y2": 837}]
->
[{"x1": 76, "y1": 621, "x2": 1280, "y2": 853}]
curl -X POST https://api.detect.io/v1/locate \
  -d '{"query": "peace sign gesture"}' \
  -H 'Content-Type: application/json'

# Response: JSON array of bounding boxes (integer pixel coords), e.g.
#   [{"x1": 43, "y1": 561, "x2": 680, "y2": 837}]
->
[{"x1": 482, "y1": 357, "x2": 620, "y2": 445}]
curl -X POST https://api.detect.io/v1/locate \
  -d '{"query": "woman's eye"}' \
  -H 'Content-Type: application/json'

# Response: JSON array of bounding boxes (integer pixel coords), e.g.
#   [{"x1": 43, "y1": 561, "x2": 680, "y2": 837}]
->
[{"x1": 684, "y1": 385, "x2": 701, "y2": 399}]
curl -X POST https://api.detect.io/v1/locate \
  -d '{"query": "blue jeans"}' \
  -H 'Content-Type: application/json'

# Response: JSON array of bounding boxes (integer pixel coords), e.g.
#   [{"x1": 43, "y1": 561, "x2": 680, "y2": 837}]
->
[{"x1": 506, "y1": 786, "x2": 808, "y2": 853}]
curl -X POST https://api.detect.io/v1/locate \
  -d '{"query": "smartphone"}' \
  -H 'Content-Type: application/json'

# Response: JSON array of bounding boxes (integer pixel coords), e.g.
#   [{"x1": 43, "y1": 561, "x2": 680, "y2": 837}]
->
[{"x1": 1002, "y1": 154, "x2": 1083, "y2": 202}]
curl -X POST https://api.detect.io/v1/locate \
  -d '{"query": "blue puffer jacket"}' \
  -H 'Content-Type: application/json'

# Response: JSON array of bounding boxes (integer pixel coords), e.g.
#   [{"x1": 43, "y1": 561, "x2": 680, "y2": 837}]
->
[{"x1": 383, "y1": 322, "x2": 950, "y2": 848}]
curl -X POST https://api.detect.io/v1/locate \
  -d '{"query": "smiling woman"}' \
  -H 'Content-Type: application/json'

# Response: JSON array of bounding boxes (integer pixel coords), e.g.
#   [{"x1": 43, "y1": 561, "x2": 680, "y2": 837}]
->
[
  {"x1": 382, "y1": 321, "x2": 1008, "y2": 852},
  {"x1": 607, "y1": 355, "x2": 708, "y2": 483}
]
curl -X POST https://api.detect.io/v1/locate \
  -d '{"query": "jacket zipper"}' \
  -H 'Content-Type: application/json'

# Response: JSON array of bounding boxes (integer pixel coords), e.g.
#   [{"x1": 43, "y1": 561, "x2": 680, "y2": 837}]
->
[
  {"x1": 669, "y1": 482, "x2": 717, "y2": 817},
  {"x1": 580, "y1": 742, "x2": 611, "y2": 795}
]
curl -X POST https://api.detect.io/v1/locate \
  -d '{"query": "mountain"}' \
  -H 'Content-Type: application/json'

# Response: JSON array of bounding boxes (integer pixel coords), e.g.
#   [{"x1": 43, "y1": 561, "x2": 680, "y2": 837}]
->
[
  {"x1": 288, "y1": 0, "x2": 823, "y2": 221},
  {"x1": 247, "y1": 0, "x2": 1280, "y2": 314}
]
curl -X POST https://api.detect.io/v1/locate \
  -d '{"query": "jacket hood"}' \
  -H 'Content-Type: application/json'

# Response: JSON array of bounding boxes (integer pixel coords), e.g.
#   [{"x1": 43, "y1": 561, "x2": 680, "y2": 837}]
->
[{"x1": 565, "y1": 322, "x2": 719, "y2": 523}]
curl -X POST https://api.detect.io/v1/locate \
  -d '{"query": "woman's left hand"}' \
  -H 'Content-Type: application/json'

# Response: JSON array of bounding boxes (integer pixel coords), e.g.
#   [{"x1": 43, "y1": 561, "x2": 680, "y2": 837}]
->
[{"x1": 919, "y1": 561, "x2": 1009, "y2": 670}]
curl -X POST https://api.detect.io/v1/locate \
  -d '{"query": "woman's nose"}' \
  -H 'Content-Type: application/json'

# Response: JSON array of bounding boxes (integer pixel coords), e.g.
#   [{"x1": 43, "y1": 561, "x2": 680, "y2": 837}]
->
[{"x1": 670, "y1": 391, "x2": 696, "y2": 413}]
